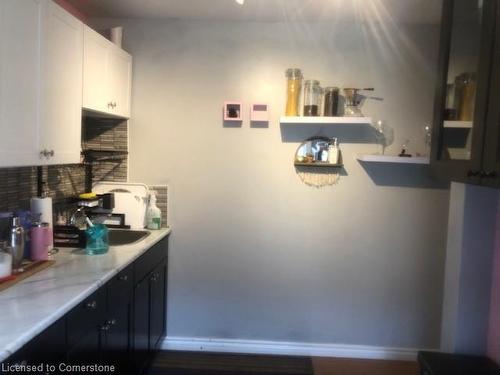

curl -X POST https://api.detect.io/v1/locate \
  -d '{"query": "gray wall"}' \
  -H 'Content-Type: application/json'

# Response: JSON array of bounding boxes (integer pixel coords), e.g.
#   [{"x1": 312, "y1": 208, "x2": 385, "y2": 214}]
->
[
  {"x1": 441, "y1": 183, "x2": 497, "y2": 354},
  {"x1": 92, "y1": 17, "x2": 450, "y2": 349}
]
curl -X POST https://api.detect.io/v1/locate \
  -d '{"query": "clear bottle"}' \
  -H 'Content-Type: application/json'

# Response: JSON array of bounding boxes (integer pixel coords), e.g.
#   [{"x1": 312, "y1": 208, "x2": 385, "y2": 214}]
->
[
  {"x1": 146, "y1": 191, "x2": 162, "y2": 230},
  {"x1": 328, "y1": 138, "x2": 340, "y2": 164},
  {"x1": 303, "y1": 80, "x2": 322, "y2": 116},
  {"x1": 285, "y1": 69, "x2": 303, "y2": 116}
]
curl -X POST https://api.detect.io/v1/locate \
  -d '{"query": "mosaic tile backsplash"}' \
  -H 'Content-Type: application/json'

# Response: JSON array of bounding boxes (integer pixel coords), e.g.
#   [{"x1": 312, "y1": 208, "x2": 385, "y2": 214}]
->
[{"x1": 0, "y1": 116, "x2": 168, "y2": 227}]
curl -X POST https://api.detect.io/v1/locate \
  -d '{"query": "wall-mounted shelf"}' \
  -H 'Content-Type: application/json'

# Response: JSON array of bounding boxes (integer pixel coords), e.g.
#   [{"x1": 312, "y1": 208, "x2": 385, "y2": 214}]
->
[
  {"x1": 281, "y1": 116, "x2": 372, "y2": 125},
  {"x1": 356, "y1": 154, "x2": 430, "y2": 165},
  {"x1": 443, "y1": 121, "x2": 473, "y2": 129},
  {"x1": 294, "y1": 162, "x2": 344, "y2": 168},
  {"x1": 82, "y1": 149, "x2": 128, "y2": 162}
]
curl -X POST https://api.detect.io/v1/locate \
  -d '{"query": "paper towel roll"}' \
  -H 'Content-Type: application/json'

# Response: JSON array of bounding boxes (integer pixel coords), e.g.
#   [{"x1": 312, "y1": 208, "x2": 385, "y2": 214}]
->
[{"x1": 30, "y1": 197, "x2": 53, "y2": 227}]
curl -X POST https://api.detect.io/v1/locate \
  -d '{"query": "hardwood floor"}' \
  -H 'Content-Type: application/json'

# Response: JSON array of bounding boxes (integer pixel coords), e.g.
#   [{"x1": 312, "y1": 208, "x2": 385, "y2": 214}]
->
[
  {"x1": 148, "y1": 351, "x2": 420, "y2": 375},
  {"x1": 312, "y1": 357, "x2": 419, "y2": 375}
]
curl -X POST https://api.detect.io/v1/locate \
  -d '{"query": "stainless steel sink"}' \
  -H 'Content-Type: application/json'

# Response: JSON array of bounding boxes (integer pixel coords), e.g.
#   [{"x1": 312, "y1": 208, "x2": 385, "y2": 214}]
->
[{"x1": 108, "y1": 229, "x2": 150, "y2": 246}]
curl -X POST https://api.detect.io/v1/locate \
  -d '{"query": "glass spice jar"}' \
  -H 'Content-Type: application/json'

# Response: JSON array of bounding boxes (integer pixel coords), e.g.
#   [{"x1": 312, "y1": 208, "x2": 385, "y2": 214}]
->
[
  {"x1": 323, "y1": 87, "x2": 339, "y2": 117},
  {"x1": 303, "y1": 80, "x2": 322, "y2": 117},
  {"x1": 285, "y1": 68, "x2": 303, "y2": 116}
]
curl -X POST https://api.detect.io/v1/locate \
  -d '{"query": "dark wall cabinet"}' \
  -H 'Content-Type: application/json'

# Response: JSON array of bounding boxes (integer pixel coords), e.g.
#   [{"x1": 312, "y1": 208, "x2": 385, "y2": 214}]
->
[
  {"x1": 2, "y1": 235, "x2": 168, "y2": 375},
  {"x1": 431, "y1": 0, "x2": 500, "y2": 188}
]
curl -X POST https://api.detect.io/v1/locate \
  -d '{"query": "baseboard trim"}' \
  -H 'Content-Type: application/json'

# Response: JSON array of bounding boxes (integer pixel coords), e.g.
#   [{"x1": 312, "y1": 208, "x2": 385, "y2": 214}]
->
[{"x1": 161, "y1": 336, "x2": 419, "y2": 361}]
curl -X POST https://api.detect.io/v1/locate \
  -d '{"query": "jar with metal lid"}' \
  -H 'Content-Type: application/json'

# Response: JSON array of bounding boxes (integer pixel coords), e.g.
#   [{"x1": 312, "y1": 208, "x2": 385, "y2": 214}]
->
[
  {"x1": 323, "y1": 87, "x2": 339, "y2": 117},
  {"x1": 303, "y1": 80, "x2": 322, "y2": 117},
  {"x1": 454, "y1": 72, "x2": 476, "y2": 121},
  {"x1": 285, "y1": 68, "x2": 303, "y2": 116}
]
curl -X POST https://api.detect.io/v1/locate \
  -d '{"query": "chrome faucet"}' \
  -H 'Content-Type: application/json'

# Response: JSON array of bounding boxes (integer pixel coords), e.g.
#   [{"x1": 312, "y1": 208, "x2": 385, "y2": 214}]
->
[{"x1": 69, "y1": 207, "x2": 89, "y2": 229}]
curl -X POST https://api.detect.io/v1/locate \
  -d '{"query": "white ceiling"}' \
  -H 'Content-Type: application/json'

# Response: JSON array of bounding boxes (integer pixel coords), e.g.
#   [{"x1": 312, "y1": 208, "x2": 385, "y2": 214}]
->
[{"x1": 67, "y1": 0, "x2": 442, "y2": 24}]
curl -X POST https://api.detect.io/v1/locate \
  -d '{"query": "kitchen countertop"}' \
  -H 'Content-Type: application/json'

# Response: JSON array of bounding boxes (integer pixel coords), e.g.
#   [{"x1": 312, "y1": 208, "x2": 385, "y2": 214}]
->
[{"x1": 0, "y1": 228, "x2": 171, "y2": 362}]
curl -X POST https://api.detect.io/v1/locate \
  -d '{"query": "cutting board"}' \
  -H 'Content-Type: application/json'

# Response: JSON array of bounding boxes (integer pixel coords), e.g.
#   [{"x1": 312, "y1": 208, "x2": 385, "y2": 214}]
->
[{"x1": 93, "y1": 182, "x2": 150, "y2": 229}]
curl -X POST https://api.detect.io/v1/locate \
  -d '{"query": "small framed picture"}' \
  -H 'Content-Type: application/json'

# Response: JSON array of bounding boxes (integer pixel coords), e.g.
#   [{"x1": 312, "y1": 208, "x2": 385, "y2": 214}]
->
[{"x1": 224, "y1": 102, "x2": 242, "y2": 121}]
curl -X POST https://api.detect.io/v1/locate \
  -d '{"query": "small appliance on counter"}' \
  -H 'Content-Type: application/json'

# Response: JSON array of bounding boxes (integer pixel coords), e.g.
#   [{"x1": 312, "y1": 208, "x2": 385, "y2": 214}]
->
[{"x1": 93, "y1": 182, "x2": 150, "y2": 230}]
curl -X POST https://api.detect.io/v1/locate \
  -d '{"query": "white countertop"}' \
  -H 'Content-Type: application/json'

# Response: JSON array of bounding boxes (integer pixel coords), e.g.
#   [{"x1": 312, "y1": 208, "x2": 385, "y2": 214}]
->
[{"x1": 0, "y1": 228, "x2": 171, "y2": 362}]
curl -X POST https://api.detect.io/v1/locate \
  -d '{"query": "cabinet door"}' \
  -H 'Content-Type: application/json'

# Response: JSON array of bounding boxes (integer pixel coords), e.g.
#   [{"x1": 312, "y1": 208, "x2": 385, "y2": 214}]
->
[
  {"x1": 39, "y1": 0, "x2": 83, "y2": 165},
  {"x1": 430, "y1": 0, "x2": 497, "y2": 184},
  {"x1": 0, "y1": 0, "x2": 42, "y2": 167},
  {"x1": 104, "y1": 302, "x2": 133, "y2": 373},
  {"x1": 104, "y1": 265, "x2": 134, "y2": 373},
  {"x1": 5, "y1": 318, "x2": 66, "y2": 368},
  {"x1": 108, "y1": 47, "x2": 132, "y2": 119},
  {"x1": 481, "y1": 1, "x2": 500, "y2": 187},
  {"x1": 83, "y1": 25, "x2": 111, "y2": 115},
  {"x1": 133, "y1": 277, "x2": 150, "y2": 373},
  {"x1": 149, "y1": 260, "x2": 167, "y2": 351}
]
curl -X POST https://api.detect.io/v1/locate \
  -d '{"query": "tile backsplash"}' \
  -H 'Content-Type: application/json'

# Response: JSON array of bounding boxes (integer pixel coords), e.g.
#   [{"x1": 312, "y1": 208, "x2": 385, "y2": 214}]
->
[{"x1": 0, "y1": 116, "x2": 168, "y2": 227}]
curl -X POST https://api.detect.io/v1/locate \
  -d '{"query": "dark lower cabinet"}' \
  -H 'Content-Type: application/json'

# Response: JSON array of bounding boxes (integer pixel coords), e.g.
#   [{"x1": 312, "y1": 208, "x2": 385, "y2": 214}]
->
[
  {"x1": 1, "y1": 235, "x2": 169, "y2": 375},
  {"x1": 133, "y1": 277, "x2": 150, "y2": 373},
  {"x1": 150, "y1": 260, "x2": 167, "y2": 351},
  {"x1": 6, "y1": 317, "x2": 66, "y2": 374},
  {"x1": 133, "y1": 240, "x2": 169, "y2": 373}
]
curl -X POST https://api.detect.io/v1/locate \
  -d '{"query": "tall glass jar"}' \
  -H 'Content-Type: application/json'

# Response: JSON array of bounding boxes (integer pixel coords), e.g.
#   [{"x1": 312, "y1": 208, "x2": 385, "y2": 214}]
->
[
  {"x1": 303, "y1": 80, "x2": 322, "y2": 116},
  {"x1": 454, "y1": 73, "x2": 476, "y2": 121},
  {"x1": 285, "y1": 68, "x2": 303, "y2": 116},
  {"x1": 323, "y1": 87, "x2": 339, "y2": 117}
]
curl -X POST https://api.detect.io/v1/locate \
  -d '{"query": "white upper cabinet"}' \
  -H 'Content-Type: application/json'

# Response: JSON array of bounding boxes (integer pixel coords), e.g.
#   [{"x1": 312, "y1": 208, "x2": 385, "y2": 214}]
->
[
  {"x1": 39, "y1": 0, "x2": 83, "y2": 165},
  {"x1": 0, "y1": 0, "x2": 83, "y2": 167},
  {"x1": 83, "y1": 26, "x2": 132, "y2": 119},
  {"x1": 0, "y1": 0, "x2": 43, "y2": 167}
]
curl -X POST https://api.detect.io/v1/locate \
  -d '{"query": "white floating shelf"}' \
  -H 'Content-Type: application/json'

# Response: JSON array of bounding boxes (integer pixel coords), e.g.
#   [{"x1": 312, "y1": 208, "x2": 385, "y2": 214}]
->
[
  {"x1": 443, "y1": 120, "x2": 473, "y2": 129},
  {"x1": 280, "y1": 116, "x2": 372, "y2": 125},
  {"x1": 356, "y1": 154, "x2": 430, "y2": 165}
]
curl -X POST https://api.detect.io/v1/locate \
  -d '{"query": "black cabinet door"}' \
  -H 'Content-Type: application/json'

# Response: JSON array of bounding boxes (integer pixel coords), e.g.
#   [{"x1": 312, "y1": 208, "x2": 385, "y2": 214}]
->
[
  {"x1": 430, "y1": 0, "x2": 497, "y2": 184},
  {"x1": 481, "y1": 0, "x2": 500, "y2": 187},
  {"x1": 4, "y1": 318, "x2": 66, "y2": 371},
  {"x1": 133, "y1": 277, "x2": 150, "y2": 373},
  {"x1": 102, "y1": 301, "x2": 133, "y2": 373},
  {"x1": 66, "y1": 328, "x2": 102, "y2": 365},
  {"x1": 149, "y1": 260, "x2": 167, "y2": 351}
]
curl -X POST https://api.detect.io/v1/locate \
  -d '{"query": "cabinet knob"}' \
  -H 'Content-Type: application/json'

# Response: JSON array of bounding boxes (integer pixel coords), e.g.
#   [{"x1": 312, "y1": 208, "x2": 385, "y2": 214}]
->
[
  {"x1": 119, "y1": 275, "x2": 128, "y2": 282},
  {"x1": 113, "y1": 102, "x2": 117, "y2": 108},
  {"x1": 107, "y1": 318, "x2": 117, "y2": 326},
  {"x1": 49, "y1": 150, "x2": 54, "y2": 157},
  {"x1": 85, "y1": 300, "x2": 97, "y2": 310}
]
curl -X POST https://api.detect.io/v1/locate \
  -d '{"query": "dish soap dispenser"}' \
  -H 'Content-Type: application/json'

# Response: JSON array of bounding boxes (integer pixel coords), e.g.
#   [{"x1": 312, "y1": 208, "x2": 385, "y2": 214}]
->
[{"x1": 146, "y1": 191, "x2": 162, "y2": 230}]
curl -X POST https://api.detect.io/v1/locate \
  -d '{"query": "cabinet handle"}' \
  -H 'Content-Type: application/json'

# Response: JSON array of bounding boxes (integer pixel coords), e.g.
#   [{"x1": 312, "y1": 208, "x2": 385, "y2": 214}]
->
[
  {"x1": 85, "y1": 300, "x2": 97, "y2": 310},
  {"x1": 112, "y1": 102, "x2": 117, "y2": 108},
  {"x1": 49, "y1": 150, "x2": 54, "y2": 157},
  {"x1": 101, "y1": 324, "x2": 110, "y2": 332},
  {"x1": 467, "y1": 170, "x2": 480, "y2": 177},
  {"x1": 119, "y1": 274, "x2": 129, "y2": 282},
  {"x1": 480, "y1": 171, "x2": 497, "y2": 179},
  {"x1": 107, "y1": 318, "x2": 117, "y2": 326}
]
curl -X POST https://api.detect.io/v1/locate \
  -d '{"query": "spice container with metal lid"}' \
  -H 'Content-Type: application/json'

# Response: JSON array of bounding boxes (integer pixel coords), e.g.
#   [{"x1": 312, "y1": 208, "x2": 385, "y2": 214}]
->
[
  {"x1": 303, "y1": 80, "x2": 322, "y2": 116},
  {"x1": 285, "y1": 68, "x2": 303, "y2": 116}
]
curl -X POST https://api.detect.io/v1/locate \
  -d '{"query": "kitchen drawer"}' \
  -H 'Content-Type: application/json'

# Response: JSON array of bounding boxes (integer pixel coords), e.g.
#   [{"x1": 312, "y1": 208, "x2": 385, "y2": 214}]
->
[
  {"x1": 67, "y1": 287, "x2": 106, "y2": 349},
  {"x1": 108, "y1": 263, "x2": 134, "y2": 309},
  {"x1": 134, "y1": 237, "x2": 168, "y2": 283}
]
